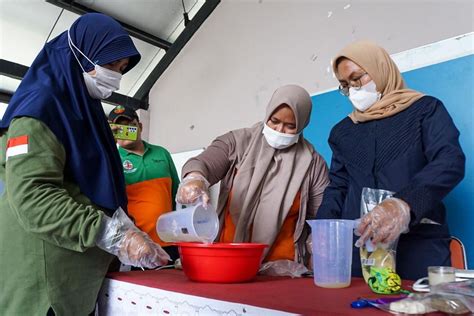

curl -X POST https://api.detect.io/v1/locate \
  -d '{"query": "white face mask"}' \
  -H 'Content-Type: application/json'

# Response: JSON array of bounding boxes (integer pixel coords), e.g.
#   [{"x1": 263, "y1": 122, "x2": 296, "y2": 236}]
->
[
  {"x1": 349, "y1": 80, "x2": 381, "y2": 112},
  {"x1": 82, "y1": 66, "x2": 122, "y2": 99},
  {"x1": 68, "y1": 30, "x2": 122, "y2": 99},
  {"x1": 262, "y1": 123, "x2": 300, "y2": 150}
]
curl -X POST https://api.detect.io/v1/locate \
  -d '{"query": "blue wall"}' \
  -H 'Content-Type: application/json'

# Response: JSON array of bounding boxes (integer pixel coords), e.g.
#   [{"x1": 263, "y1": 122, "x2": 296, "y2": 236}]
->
[{"x1": 306, "y1": 54, "x2": 474, "y2": 268}]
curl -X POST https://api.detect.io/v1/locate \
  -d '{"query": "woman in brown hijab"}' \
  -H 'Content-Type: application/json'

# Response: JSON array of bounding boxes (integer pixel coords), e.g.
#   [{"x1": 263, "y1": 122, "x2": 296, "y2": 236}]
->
[
  {"x1": 317, "y1": 41, "x2": 465, "y2": 280},
  {"x1": 177, "y1": 84, "x2": 329, "y2": 273}
]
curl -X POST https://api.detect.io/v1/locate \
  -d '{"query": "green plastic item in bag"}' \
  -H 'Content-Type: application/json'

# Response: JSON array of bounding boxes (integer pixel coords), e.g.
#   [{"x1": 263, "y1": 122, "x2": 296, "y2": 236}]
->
[{"x1": 368, "y1": 267, "x2": 410, "y2": 295}]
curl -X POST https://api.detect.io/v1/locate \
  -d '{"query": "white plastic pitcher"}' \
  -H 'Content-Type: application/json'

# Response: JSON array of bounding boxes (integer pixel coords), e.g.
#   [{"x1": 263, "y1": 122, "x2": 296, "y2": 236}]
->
[
  {"x1": 307, "y1": 219, "x2": 355, "y2": 288},
  {"x1": 156, "y1": 202, "x2": 219, "y2": 243}
]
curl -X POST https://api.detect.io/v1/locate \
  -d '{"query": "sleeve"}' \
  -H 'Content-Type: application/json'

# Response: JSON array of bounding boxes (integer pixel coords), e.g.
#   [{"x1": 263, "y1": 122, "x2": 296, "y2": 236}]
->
[
  {"x1": 307, "y1": 152, "x2": 330, "y2": 218},
  {"x1": 5, "y1": 117, "x2": 105, "y2": 252},
  {"x1": 394, "y1": 99, "x2": 465, "y2": 225},
  {"x1": 181, "y1": 132, "x2": 234, "y2": 185},
  {"x1": 315, "y1": 135, "x2": 350, "y2": 219}
]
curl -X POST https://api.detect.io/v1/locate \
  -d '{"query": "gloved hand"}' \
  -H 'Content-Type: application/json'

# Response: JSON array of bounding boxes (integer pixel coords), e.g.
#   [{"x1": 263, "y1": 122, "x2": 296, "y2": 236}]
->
[
  {"x1": 355, "y1": 198, "x2": 411, "y2": 248},
  {"x1": 176, "y1": 172, "x2": 210, "y2": 206},
  {"x1": 96, "y1": 207, "x2": 170, "y2": 268}
]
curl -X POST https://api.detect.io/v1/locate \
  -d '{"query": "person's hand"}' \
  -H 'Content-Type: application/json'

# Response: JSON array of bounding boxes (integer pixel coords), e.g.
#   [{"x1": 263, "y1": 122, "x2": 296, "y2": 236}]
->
[
  {"x1": 176, "y1": 172, "x2": 210, "y2": 206},
  {"x1": 118, "y1": 230, "x2": 170, "y2": 268},
  {"x1": 109, "y1": 123, "x2": 120, "y2": 133},
  {"x1": 355, "y1": 198, "x2": 411, "y2": 247},
  {"x1": 96, "y1": 208, "x2": 171, "y2": 268}
]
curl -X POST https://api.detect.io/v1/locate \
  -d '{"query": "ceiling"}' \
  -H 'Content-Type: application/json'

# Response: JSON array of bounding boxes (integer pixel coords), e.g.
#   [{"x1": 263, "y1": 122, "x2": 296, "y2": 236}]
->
[{"x1": 0, "y1": 0, "x2": 219, "y2": 116}]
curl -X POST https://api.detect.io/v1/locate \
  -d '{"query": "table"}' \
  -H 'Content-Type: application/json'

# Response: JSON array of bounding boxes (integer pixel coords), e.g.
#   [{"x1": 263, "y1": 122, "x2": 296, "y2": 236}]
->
[{"x1": 98, "y1": 269, "x2": 412, "y2": 315}]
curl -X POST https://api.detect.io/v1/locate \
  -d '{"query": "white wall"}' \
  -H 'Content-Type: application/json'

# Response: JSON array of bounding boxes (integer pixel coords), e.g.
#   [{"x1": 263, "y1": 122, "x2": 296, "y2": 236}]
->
[{"x1": 146, "y1": 0, "x2": 474, "y2": 153}]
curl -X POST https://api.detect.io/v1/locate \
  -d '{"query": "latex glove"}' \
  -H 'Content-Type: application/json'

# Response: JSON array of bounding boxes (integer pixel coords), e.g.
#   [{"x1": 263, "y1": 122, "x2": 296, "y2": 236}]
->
[
  {"x1": 355, "y1": 198, "x2": 411, "y2": 248},
  {"x1": 96, "y1": 207, "x2": 171, "y2": 268},
  {"x1": 176, "y1": 172, "x2": 210, "y2": 206}
]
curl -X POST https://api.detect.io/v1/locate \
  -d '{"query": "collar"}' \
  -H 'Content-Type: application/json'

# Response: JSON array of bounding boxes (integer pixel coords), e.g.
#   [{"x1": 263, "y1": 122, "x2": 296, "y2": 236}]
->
[{"x1": 118, "y1": 141, "x2": 149, "y2": 156}]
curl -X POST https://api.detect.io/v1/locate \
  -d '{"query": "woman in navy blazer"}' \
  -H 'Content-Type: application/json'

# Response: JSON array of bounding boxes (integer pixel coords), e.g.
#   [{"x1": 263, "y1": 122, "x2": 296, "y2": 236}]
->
[{"x1": 316, "y1": 40, "x2": 465, "y2": 280}]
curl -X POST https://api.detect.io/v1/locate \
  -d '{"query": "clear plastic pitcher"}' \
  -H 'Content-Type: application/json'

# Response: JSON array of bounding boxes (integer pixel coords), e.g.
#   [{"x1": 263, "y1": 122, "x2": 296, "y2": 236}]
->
[
  {"x1": 307, "y1": 219, "x2": 354, "y2": 288},
  {"x1": 156, "y1": 202, "x2": 219, "y2": 243}
]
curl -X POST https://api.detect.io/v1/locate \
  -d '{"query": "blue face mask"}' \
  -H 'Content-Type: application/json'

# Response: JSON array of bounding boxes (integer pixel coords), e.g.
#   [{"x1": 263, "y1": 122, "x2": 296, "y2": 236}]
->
[{"x1": 68, "y1": 30, "x2": 122, "y2": 99}]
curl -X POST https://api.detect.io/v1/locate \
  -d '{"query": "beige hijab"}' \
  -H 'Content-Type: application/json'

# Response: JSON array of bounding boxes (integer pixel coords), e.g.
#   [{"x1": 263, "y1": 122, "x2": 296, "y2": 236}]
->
[
  {"x1": 229, "y1": 85, "x2": 314, "y2": 249},
  {"x1": 333, "y1": 40, "x2": 424, "y2": 123}
]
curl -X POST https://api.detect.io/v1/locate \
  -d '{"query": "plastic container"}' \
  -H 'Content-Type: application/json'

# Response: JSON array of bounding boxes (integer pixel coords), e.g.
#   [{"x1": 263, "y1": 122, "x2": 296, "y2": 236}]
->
[
  {"x1": 307, "y1": 219, "x2": 354, "y2": 288},
  {"x1": 156, "y1": 202, "x2": 218, "y2": 243},
  {"x1": 178, "y1": 242, "x2": 267, "y2": 283},
  {"x1": 428, "y1": 266, "x2": 456, "y2": 286}
]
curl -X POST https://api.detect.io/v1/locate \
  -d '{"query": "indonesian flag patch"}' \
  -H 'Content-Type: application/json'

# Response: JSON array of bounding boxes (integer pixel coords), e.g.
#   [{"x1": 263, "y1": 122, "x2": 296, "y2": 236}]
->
[{"x1": 6, "y1": 135, "x2": 29, "y2": 161}]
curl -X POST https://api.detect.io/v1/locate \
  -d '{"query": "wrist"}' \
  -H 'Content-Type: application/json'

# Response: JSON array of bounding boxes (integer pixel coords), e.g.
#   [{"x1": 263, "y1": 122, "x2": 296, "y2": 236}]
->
[
  {"x1": 390, "y1": 198, "x2": 410, "y2": 216},
  {"x1": 389, "y1": 197, "x2": 411, "y2": 233},
  {"x1": 184, "y1": 172, "x2": 210, "y2": 188},
  {"x1": 95, "y1": 214, "x2": 113, "y2": 248}
]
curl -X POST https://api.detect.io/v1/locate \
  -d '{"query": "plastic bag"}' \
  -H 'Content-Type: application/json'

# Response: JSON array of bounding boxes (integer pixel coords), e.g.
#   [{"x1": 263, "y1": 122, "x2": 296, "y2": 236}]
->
[
  {"x1": 387, "y1": 294, "x2": 436, "y2": 314},
  {"x1": 386, "y1": 293, "x2": 472, "y2": 314},
  {"x1": 431, "y1": 280, "x2": 474, "y2": 313},
  {"x1": 359, "y1": 187, "x2": 397, "y2": 283},
  {"x1": 259, "y1": 260, "x2": 309, "y2": 278},
  {"x1": 429, "y1": 294, "x2": 472, "y2": 314},
  {"x1": 377, "y1": 281, "x2": 474, "y2": 315}
]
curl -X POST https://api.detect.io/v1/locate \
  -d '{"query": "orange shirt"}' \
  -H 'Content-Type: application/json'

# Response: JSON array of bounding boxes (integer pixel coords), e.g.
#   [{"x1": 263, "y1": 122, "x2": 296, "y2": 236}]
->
[
  {"x1": 119, "y1": 142, "x2": 179, "y2": 246},
  {"x1": 126, "y1": 178, "x2": 173, "y2": 246},
  {"x1": 220, "y1": 191, "x2": 301, "y2": 262}
]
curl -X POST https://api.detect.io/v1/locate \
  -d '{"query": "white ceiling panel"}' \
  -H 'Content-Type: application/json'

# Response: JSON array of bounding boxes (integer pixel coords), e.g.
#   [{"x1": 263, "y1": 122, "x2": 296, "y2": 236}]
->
[
  {"x1": 0, "y1": 0, "x2": 66, "y2": 65},
  {"x1": 0, "y1": 102, "x2": 7, "y2": 118},
  {"x1": 45, "y1": 10, "x2": 81, "y2": 41},
  {"x1": 0, "y1": 75, "x2": 21, "y2": 93}
]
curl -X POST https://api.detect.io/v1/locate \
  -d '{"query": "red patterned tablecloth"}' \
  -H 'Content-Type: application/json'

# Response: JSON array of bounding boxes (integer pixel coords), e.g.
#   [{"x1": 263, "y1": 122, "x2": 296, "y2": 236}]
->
[{"x1": 101, "y1": 269, "x2": 416, "y2": 315}]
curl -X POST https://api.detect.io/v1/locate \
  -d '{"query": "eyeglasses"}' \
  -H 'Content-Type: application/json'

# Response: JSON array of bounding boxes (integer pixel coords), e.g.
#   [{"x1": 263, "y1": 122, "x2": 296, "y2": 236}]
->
[{"x1": 338, "y1": 73, "x2": 368, "y2": 96}]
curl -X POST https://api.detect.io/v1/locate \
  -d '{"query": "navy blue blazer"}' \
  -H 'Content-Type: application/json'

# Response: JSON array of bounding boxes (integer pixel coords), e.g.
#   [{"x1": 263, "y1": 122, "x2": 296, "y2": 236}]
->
[{"x1": 317, "y1": 96, "x2": 465, "y2": 280}]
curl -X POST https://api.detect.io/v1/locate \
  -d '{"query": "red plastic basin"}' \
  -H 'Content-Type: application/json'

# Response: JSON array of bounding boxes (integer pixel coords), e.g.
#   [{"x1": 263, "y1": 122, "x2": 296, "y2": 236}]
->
[{"x1": 177, "y1": 242, "x2": 267, "y2": 283}]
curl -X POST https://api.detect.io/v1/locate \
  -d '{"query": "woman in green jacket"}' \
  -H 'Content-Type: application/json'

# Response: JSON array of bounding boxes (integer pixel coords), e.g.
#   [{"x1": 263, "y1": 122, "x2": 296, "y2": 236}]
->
[{"x1": 0, "y1": 13, "x2": 169, "y2": 315}]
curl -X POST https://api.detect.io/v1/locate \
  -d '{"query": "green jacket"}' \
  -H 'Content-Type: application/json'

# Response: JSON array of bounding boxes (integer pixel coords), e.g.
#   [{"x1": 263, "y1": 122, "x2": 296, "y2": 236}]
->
[{"x1": 0, "y1": 117, "x2": 113, "y2": 315}]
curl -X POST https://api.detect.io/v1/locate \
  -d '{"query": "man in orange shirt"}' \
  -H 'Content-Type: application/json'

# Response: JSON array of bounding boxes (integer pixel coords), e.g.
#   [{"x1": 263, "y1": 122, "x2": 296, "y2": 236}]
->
[{"x1": 109, "y1": 106, "x2": 180, "y2": 263}]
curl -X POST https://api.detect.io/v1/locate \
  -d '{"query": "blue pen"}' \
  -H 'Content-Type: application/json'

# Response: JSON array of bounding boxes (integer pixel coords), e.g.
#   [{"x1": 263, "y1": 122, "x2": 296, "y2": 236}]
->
[
  {"x1": 351, "y1": 299, "x2": 371, "y2": 308},
  {"x1": 350, "y1": 296, "x2": 407, "y2": 309}
]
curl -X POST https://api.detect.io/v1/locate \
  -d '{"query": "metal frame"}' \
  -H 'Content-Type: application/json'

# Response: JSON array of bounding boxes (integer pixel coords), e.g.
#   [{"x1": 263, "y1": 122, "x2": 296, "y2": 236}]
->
[
  {"x1": 0, "y1": 91, "x2": 12, "y2": 104},
  {"x1": 133, "y1": 0, "x2": 220, "y2": 100},
  {"x1": 45, "y1": 0, "x2": 172, "y2": 50},
  {"x1": 0, "y1": 59, "x2": 28, "y2": 80},
  {"x1": 0, "y1": 59, "x2": 148, "y2": 110},
  {"x1": 104, "y1": 92, "x2": 148, "y2": 111}
]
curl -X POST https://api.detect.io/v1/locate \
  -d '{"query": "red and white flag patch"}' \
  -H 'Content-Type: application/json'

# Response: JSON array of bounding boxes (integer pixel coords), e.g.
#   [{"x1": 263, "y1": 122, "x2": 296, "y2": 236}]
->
[{"x1": 6, "y1": 135, "x2": 29, "y2": 161}]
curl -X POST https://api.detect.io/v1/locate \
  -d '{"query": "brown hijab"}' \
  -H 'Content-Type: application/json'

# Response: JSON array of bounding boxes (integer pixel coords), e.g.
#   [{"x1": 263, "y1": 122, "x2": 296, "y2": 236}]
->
[
  {"x1": 333, "y1": 40, "x2": 424, "y2": 123},
  {"x1": 229, "y1": 85, "x2": 314, "y2": 249}
]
